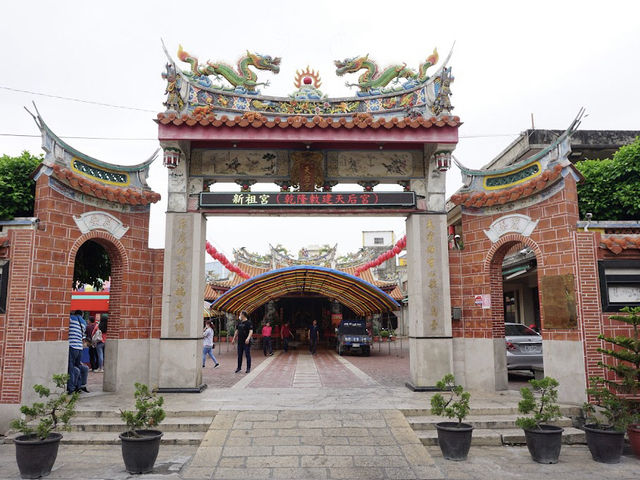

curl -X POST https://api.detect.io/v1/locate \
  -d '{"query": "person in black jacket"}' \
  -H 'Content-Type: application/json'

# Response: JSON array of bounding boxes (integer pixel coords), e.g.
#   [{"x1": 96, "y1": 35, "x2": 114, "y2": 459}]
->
[{"x1": 232, "y1": 311, "x2": 253, "y2": 373}]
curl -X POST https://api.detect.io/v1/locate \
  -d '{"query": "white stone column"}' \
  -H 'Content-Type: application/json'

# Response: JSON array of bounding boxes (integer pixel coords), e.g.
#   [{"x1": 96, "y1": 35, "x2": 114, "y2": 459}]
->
[
  {"x1": 157, "y1": 212, "x2": 206, "y2": 392},
  {"x1": 406, "y1": 146, "x2": 454, "y2": 390},
  {"x1": 406, "y1": 213, "x2": 453, "y2": 389}
]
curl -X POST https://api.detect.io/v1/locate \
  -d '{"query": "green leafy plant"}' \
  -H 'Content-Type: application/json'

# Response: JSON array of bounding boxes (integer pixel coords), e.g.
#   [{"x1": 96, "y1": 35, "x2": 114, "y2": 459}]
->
[
  {"x1": 583, "y1": 378, "x2": 632, "y2": 431},
  {"x1": 515, "y1": 376, "x2": 562, "y2": 430},
  {"x1": 380, "y1": 330, "x2": 390, "y2": 338},
  {"x1": 0, "y1": 151, "x2": 42, "y2": 220},
  {"x1": 10, "y1": 374, "x2": 78, "y2": 440},
  {"x1": 585, "y1": 306, "x2": 640, "y2": 429},
  {"x1": 576, "y1": 137, "x2": 640, "y2": 221},
  {"x1": 120, "y1": 383, "x2": 165, "y2": 437},
  {"x1": 219, "y1": 330, "x2": 228, "y2": 337},
  {"x1": 372, "y1": 326, "x2": 380, "y2": 336},
  {"x1": 430, "y1": 374, "x2": 471, "y2": 424}
]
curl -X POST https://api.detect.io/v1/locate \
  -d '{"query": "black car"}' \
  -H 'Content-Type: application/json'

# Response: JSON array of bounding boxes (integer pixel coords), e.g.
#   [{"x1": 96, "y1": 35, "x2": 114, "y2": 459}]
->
[{"x1": 336, "y1": 320, "x2": 371, "y2": 356}]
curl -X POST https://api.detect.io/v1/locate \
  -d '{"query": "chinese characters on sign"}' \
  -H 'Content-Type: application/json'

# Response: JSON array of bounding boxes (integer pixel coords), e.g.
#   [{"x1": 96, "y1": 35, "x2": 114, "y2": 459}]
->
[
  {"x1": 425, "y1": 219, "x2": 439, "y2": 331},
  {"x1": 199, "y1": 192, "x2": 415, "y2": 208},
  {"x1": 171, "y1": 217, "x2": 189, "y2": 335}
]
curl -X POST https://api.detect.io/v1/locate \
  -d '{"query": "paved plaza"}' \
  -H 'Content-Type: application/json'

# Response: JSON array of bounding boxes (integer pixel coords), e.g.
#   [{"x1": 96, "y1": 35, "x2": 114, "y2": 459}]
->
[{"x1": 2, "y1": 345, "x2": 639, "y2": 479}]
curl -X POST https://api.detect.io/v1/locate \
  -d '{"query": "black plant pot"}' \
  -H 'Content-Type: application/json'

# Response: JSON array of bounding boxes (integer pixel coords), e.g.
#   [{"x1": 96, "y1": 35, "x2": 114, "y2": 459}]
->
[
  {"x1": 119, "y1": 429, "x2": 163, "y2": 474},
  {"x1": 14, "y1": 433, "x2": 62, "y2": 479},
  {"x1": 435, "y1": 422, "x2": 474, "y2": 461},
  {"x1": 584, "y1": 424, "x2": 625, "y2": 463},
  {"x1": 523, "y1": 425, "x2": 563, "y2": 464}
]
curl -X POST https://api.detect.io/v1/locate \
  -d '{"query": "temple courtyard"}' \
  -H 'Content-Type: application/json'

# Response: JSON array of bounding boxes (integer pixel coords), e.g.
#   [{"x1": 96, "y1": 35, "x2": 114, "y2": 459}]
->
[{"x1": 1, "y1": 344, "x2": 638, "y2": 479}]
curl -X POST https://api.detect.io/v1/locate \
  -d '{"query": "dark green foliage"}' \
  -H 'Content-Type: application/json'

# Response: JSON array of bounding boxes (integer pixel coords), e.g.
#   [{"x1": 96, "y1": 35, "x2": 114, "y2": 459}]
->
[
  {"x1": 10, "y1": 374, "x2": 78, "y2": 440},
  {"x1": 515, "y1": 377, "x2": 561, "y2": 430},
  {"x1": 430, "y1": 374, "x2": 471, "y2": 424},
  {"x1": 586, "y1": 306, "x2": 640, "y2": 428},
  {"x1": 576, "y1": 137, "x2": 640, "y2": 221},
  {"x1": 0, "y1": 151, "x2": 42, "y2": 220},
  {"x1": 120, "y1": 383, "x2": 165, "y2": 437},
  {"x1": 74, "y1": 240, "x2": 111, "y2": 290}
]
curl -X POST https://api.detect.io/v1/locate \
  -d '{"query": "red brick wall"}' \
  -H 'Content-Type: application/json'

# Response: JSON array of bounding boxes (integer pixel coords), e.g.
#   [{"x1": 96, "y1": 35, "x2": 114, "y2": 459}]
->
[
  {"x1": 0, "y1": 175, "x2": 164, "y2": 403},
  {"x1": 0, "y1": 229, "x2": 36, "y2": 403}
]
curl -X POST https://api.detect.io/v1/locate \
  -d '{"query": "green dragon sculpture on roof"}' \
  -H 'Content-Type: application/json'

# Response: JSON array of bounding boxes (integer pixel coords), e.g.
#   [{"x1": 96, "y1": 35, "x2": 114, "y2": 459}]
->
[
  {"x1": 177, "y1": 45, "x2": 281, "y2": 93},
  {"x1": 334, "y1": 49, "x2": 439, "y2": 96}
]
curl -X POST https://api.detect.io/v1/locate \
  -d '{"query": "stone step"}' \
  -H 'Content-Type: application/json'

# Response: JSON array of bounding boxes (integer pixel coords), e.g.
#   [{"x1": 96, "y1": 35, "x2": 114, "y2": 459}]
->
[
  {"x1": 416, "y1": 427, "x2": 586, "y2": 446},
  {"x1": 3, "y1": 430, "x2": 205, "y2": 446},
  {"x1": 405, "y1": 414, "x2": 574, "y2": 430},
  {"x1": 73, "y1": 409, "x2": 217, "y2": 419},
  {"x1": 68, "y1": 415, "x2": 213, "y2": 433},
  {"x1": 400, "y1": 405, "x2": 582, "y2": 417}
]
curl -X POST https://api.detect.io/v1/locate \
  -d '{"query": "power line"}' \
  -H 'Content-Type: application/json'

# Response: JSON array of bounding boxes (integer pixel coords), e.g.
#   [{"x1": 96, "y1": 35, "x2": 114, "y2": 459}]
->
[
  {"x1": 0, "y1": 85, "x2": 157, "y2": 113},
  {"x1": 0, "y1": 133, "x2": 157, "y2": 141}
]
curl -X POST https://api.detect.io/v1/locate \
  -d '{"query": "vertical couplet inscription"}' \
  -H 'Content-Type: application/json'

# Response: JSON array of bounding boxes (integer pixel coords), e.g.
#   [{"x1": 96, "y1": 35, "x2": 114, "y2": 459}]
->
[
  {"x1": 171, "y1": 217, "x2": 188, "y2": 335},
  {"x1": 425, "y1": 219, "x2": 439, "y2": 331}
]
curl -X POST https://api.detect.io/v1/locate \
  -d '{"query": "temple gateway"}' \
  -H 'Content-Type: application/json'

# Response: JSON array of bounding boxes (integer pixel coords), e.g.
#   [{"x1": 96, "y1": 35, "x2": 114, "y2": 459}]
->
[{"x1": 1, "y1": 44, "x2": 639, "y2": 429}]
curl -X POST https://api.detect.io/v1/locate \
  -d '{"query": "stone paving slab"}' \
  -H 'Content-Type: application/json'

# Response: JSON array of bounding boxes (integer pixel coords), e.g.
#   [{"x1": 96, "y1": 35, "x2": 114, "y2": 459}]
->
[{"x1": 181, "y1": 409, "x2": 436, "y2": 479}]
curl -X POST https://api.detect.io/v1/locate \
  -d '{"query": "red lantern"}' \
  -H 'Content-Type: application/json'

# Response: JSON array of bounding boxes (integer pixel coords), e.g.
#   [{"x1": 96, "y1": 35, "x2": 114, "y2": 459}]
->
[{"x1": 393, "y1": 245, "x2": 401, "y2": 254}]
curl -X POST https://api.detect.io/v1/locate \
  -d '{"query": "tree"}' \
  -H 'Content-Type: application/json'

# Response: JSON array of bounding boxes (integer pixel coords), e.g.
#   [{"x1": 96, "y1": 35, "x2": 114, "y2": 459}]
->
[
  {"x1": 74, "y1": 241, "x2": 111, "y2": 290},
  {"x1": 576, "y1": 137, "x2": 640, "y2": 221},
  {"x1": 0, "y1": 151, "x2": 42, "y2": 220}
]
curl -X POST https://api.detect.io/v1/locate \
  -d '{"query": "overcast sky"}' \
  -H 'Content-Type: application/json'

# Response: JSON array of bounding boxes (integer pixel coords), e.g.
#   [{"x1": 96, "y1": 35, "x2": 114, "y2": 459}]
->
[{"x1": 1, "y1": 1, "x2": 639, "y2": 258}]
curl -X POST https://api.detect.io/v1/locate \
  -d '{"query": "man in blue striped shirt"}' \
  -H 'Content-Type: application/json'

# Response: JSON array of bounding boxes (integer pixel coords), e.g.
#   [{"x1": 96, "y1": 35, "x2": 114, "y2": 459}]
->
[{"x1": 67, "y1": 310, "x2": 89, "y2": 394}]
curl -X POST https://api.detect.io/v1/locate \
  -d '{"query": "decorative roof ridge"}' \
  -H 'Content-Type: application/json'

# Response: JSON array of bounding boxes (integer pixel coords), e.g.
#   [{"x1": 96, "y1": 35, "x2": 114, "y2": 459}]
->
[
  {"x1": 156, "y1": 111, "x2": 461, "y2": 129},
  {"x1": 162, "y1": 43, "x2": 454, "y2": 104},
  {"x1": 450, "y1": 164, "x2": 564, "y2": 208},
  {"x1": 27, "y1": 106, "x2": 159, "y2": 173},
  {"x1": 50, "y1": 164, "x2": 161, "y2": 206},
  {"x1": 454, "y1": 108, "x2": 586, "y2": 177}
]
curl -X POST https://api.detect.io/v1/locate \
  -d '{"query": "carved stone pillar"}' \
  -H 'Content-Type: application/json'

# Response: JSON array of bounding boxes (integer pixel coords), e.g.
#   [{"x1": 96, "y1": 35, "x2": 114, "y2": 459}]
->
[
  {"x1": 158, "y1": 212, "x2": 206, "y2": 392},
  {"x1": 406, "y1": 145, "x2": 454, "y2": 390}
]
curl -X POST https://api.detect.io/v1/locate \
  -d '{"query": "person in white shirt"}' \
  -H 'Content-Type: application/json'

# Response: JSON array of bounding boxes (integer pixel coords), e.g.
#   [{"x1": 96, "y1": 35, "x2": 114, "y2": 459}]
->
[{"x1": 202, "y1": 320, "x2": 219, "y2": 368}]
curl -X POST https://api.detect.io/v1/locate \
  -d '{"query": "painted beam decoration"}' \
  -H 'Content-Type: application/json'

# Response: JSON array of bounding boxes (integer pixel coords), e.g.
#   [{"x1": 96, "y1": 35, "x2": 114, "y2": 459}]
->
[{"x1": 199, "y1": 191, "x2": 415, "y2": 209}]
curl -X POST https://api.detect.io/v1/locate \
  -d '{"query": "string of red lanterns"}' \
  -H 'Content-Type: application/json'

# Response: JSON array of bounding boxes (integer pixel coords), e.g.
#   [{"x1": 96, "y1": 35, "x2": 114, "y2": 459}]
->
[
  {"x1": 354, "y1": 235, "x2": 406, "y2": 276},
  {"x1": 205, "y1": 241, "x2": 251, "y2": 279}
]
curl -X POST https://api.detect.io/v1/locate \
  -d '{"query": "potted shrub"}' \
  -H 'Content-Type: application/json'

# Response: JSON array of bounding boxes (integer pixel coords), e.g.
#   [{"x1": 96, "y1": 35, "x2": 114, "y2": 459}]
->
[
  {"x1": 430, "y1": 374, "x2": 473, "y2": 461},
  {"x1": 219, "y1": 330, "x2": 228, "y2": 342},
  {"x1": 380, "y1": 330, "x2": 390, "y2": 342},
  {"x1": 582, "y1": 380, "x2": 629, "y2": 463},
  {"x1": 10, "y1": 373, "x2": 78, "y2": 479},
  {"x1": 119, "y1": 383, "x2": 166, "y2": 474},
  {"x1": 590, "y1": 306, "x2": 640, "y2": 458},
  {"x1": 515, "y1": 376, "x2": 563, "y2": 464}
]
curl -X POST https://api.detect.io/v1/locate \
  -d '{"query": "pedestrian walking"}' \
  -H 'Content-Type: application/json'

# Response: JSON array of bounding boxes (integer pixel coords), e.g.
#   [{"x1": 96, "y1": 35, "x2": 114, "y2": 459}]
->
[
  {"x1": 67, "y1": 310, "x2": 89, "y2": 393},
  {"x1": 85, "y1": 315, "x2": 99, "y2": 371},
  {"x1": 232, "y1": 311, "x2": 253, "y2": 373},
  {"x1": 309, "y1": 319, "x2": 320, "y2": 355},
  {"x1": 202, "y1": 320, "x2": 220, "y2": 368},
  {"x1": 281, "y1": 322, "x2": 293, "y2": 352},
  {"x1": 262, "y1": 321, "x2": 273, "y2": 356}
]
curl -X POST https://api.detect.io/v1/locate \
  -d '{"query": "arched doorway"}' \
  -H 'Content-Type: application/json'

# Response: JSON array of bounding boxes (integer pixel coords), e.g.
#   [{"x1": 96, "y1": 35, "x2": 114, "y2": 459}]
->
[
  {"x1": 487, "y1": 235, "x2": 544, "y2": 389},
  {"x1": 69, "y1": 232, "x2": 128, "y2": 393}
]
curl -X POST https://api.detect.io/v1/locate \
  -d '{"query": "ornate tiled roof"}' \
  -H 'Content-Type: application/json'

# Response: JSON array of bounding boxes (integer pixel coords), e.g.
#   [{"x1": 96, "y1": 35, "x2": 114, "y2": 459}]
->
[
  {"x1": 157, "y1": 111, "x2": 460, "y2": 130},
  {"x1": 600, "y1": 235, "x2": 640, "y2": 254},
  {"x1": 51, "y1": 164, "x2": 161, "y2": 206},
  {"x1": 160, "y1": 44, "x2": 457, "y2": 126}
]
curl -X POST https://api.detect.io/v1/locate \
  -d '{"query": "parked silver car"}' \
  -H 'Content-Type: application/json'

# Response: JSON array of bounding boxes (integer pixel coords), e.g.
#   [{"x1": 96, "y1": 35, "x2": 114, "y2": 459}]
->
[{"x1": 505, "y1": 323, "x2": 543, "y2": 372}]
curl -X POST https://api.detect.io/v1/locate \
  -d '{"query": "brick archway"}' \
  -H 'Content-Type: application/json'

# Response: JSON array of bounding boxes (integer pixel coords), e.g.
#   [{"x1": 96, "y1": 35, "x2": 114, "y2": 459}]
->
[
  {"x1": 68, "y1": 232, "x2": 129, "y2": 392},
  {"x1": 485, "y1": 234, "x2": 543, "y2": 339},
  {"x1": 69, "y1": 231, "x2": 129, "y2": 339}
]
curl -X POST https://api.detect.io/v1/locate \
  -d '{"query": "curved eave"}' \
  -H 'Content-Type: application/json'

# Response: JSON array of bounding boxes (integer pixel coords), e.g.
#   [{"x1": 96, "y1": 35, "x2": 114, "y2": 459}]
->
[
  {"x1": 454, "y1": 109, "x2": 585, "y2": 177},
  {"x1": 33, "y1": 112, "x2": 159, "y2": 173},
  {"x1": 210, "y1": 265, "x2": 399, "y2": 316}
]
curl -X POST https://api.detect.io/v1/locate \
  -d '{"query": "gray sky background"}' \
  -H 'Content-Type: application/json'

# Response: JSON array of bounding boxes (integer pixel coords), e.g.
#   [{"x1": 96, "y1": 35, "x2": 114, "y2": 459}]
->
[{"x1": 1, "y1": 0, "x2": 639, "y2": 258}]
